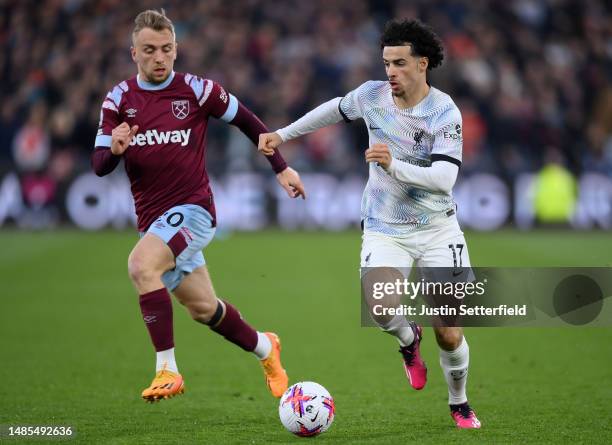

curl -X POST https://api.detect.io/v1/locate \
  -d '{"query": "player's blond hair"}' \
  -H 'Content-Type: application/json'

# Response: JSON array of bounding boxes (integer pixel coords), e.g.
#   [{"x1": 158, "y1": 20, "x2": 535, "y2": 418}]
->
[{"x1": 133, "y1": 9, "x2": 175, "y2": 40}]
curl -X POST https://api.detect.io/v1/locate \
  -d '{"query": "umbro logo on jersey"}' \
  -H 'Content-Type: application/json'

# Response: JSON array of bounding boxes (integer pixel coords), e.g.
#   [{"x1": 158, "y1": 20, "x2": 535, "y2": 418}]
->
[
  {"x1": 130, "y1": 129, "x2": 192, "y2": 147},
  {"x1": 126, "y1": 108, "x2": 137, "y2": 118}
]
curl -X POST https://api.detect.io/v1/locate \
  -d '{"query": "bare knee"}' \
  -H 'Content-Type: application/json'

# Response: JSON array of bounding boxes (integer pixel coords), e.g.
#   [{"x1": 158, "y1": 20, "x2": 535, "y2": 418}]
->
[
  {"x1": 127, "y1": 234, "x2": 175, "y2": 293},
  {"x1": 128, "y1": 254, "x2": 161, "y2": 290},
  {"x1": 363, "y1": 267, "x2": 404, "y2": 329},
  {"x1": 435, "y1": 327, "x2": 463, "y2": 351},
  {"x1": 186, "y1": 298, "x2": 220, "y2": 324},
  {"x1": 171, "y1": 266, "x2": 220, "y2": 324}
]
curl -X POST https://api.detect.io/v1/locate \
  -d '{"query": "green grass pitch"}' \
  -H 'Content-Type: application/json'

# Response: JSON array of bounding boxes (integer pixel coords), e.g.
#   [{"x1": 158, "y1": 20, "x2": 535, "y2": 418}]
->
[{"x1": 1, "y1": 229, "x2": 611, "y2": 444}]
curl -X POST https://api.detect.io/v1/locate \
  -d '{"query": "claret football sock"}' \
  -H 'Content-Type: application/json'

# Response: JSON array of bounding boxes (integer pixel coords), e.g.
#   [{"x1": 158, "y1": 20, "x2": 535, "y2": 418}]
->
[
  {"x1": 139, "y1": 288, "x2": 175, "y2": 352},
  {"x1": 209, "y1": 300, "x2": 258, "y2": 351},
  {"x1": 439, "y1": 337, "x2": 469, "y2": 404}
]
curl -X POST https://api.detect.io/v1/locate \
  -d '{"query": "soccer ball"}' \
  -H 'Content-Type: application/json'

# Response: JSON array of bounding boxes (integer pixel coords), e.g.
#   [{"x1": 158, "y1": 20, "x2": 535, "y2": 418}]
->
[{"x1": 278, "y1": 381, "x2": 335, "y2": 437}]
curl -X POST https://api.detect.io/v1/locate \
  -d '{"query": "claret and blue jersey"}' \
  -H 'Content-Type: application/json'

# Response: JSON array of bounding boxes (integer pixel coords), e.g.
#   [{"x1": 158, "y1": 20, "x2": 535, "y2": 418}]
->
[{"x1": 92, "y1": 71, "x2": 285, "y2": 231}]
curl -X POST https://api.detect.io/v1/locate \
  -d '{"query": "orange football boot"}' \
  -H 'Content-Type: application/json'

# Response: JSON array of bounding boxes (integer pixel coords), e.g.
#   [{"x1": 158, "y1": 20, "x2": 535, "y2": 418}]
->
[
  {"x1": 141, "y1": 366, "x2": 185, "y2": 402},
  {"x1": 260, "y1": 332, "x2": 289, "y2": 398}
]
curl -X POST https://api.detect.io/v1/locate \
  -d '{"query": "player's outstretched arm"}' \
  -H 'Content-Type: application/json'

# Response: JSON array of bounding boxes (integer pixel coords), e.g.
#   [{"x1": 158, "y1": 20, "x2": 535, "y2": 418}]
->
[
  {"x1": 226, "y1": 101, "x2": 288, "y2": 173},
  {"x1": 365, "y1": 143, "x2": 459, "y2": 193},
  {"x1": 258, "y1": 97, "x2": 346, "y2": 156},
  {"x1": 215, "y1": 92, "x2": 305, "y2": 199},
  {"x1": 257, "y1": 96, "x2": 351, "y2": 197}
]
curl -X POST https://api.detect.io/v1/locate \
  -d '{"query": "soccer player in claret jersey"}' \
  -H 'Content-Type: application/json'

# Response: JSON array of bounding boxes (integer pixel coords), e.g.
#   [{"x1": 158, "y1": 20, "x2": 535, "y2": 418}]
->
[
  {"x1": 259, "y1": 19, "x2": 481, "y2": 429},
  {"x1": 92, "y1": 9, "x2": 305, "y2": 402}
]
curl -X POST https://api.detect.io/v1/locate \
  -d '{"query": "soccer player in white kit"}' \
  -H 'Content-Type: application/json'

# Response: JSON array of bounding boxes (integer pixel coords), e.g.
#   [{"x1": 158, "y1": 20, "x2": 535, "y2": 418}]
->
[{"x1": 259, "y1": 19, "x2": 481, "y2": 429}]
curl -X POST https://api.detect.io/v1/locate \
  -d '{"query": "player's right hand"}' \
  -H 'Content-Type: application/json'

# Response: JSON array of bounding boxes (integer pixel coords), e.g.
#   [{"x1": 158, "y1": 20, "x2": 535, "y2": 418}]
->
[
  {"x1": 258, "y1": 132, "x2": 283, "y2": 156},
  {"x1": 276, "y1": 167, "x2": 306, "y2": 199},
  {"x1": 111, "y1": 122, "x2": 139, "y2": 155}
]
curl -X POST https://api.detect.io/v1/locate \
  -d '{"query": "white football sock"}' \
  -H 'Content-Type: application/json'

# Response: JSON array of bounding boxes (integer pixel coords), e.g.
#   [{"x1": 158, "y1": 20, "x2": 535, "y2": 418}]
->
[
  {"x1": 381, "y1": 314, "x2": 415, "y2": 347},
  {"x1": 253, "y1": 332, "x2": 272, "y2": 360},
  {"x1": 156, "y1": 347, "x2": 178, "y2": 373},
  {"x1": 439, "y1": 337, "x2": 469, "y2": 405}
]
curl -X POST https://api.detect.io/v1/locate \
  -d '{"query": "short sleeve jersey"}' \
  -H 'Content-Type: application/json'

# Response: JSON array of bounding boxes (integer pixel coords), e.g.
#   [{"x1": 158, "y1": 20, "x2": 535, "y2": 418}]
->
[
  {"x1": 339, "y1": 80, "x2": 463, "y2": 234},
  {"x1": 94, "y1": 71, "x2": 239, "y2": 231}
]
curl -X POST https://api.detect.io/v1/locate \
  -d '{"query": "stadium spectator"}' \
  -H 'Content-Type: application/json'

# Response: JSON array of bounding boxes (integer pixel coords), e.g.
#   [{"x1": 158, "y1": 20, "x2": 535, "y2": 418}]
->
[{"x1": 0, "y1": 0, "x2": 610, "y2": 177}]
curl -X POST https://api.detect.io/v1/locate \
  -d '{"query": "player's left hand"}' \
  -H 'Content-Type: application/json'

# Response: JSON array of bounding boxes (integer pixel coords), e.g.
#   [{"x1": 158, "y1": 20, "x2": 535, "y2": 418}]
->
[
  {"x1": 365, "y1": 143, "x2": 392, "y2": 169},
  {"x1": 276, "y1": 167, "x2": 306, "y2": 199}
]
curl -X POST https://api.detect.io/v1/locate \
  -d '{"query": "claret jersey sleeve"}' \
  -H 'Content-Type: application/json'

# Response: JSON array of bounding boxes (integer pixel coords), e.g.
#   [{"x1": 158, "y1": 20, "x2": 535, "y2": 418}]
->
[
  {"x1": 91, "y1": 81, "x2": 130, "y2": 175},
  {"x1": 187, "y1": 75, "x2": 235, "y2": 121},
  {"x1": 195, "y1": 77, "x2": 287, "y2": 173},
  {"x1": 94, "y1": 81, "x2": 128, "y2": 149}
]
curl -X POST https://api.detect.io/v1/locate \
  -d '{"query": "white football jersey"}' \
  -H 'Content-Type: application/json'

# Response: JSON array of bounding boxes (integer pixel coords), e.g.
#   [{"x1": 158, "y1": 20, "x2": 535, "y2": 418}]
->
[{"x1": 339, "y1": 80, "x2": 463, "y2": 235}]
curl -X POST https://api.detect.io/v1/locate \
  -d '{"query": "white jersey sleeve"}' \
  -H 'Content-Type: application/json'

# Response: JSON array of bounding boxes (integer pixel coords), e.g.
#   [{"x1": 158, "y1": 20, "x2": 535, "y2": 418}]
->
[
  {"x1": 276, "y1": 97, "x2": 343, "y2": 142},
  {"x1": 338, "y1": 81, "x2": 378, "y2": 122},
  {"x1": 430, "y1": 104, "x2": 463, "y2": 166},
  {"x1": 386, "y1": 157, "x2": 459, "y2": 194}
]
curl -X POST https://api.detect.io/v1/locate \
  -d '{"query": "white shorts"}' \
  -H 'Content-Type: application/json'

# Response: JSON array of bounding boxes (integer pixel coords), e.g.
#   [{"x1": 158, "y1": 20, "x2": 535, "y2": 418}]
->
[{"x1": 360, "y1": 216, "x2": 471, "y2": 269}]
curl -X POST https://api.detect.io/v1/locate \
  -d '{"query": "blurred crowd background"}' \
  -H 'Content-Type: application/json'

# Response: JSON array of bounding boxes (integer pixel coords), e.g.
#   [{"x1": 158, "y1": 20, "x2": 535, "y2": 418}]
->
[{"x1": 0, "y1": 0, "x2": 611, "y2": 194}]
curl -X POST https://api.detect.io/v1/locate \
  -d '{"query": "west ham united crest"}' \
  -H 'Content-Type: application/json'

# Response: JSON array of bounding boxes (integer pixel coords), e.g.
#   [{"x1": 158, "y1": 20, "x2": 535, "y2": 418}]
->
[{"x1": 171, "y1": 100, "x2": 189, "y2": 120}]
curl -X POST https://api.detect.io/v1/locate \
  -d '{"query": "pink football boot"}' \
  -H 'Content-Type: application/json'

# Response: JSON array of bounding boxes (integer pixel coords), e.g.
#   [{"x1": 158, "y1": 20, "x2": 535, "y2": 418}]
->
[
  {"x1": 450, "y1": 403, "x2": 482, "y2": 429},
  {"x1": 398, "y1": 322, "x2": 427, "y2": 390}
]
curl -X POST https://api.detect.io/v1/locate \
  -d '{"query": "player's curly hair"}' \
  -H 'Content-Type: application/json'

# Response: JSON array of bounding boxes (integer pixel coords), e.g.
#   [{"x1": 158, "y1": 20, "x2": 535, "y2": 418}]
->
[{"x1": 380, "y1": 19, "x2": 444, "y2": 70}]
